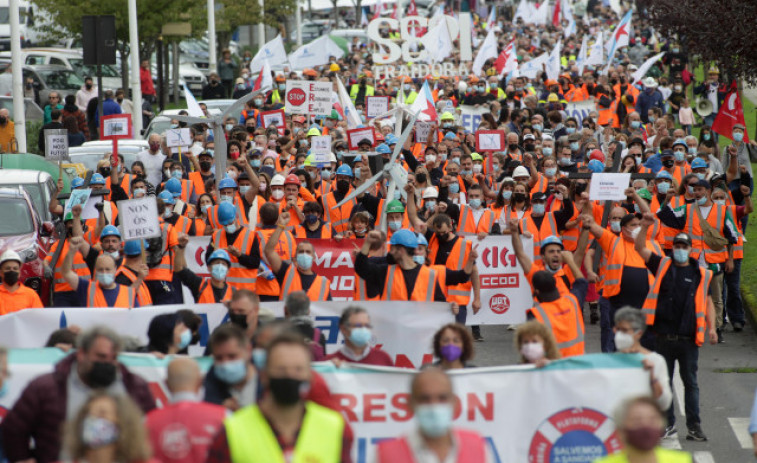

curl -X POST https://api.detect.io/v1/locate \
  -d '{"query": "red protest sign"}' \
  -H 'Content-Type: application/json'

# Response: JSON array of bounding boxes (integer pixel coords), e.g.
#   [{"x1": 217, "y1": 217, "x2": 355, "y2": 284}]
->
[{"x1": 309, "y1": 238, "x2": 363, "y2": 300}]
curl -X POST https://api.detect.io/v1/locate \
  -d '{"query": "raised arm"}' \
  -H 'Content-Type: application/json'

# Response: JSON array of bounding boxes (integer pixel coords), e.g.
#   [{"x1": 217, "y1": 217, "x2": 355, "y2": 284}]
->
[
  {"x1": 561, "y1": 250, "x2": 584, "y2": 280},
  {"x1": 61, "y1": 237, "x2": 83, "y2": 291},
  {"x1": 174, "y1": 233, "x2": 189, "y2": 272},
  {"x1": 508, "y1": 217, "x2": 533, "y2": 275},
  {"x1": 264, "y1": 212, "x2": 289, "y2": 273},
  {"x1": 635, "y1": 212, "x2": 654, "y2": 262},
  {"x1": 404, "y1": 183, "x2": 424, "y2": 230}
]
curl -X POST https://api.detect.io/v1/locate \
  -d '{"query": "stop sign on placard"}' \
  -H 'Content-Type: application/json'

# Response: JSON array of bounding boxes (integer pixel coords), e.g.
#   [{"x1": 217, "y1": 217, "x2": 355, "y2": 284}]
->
[{"x1": 287, "y1": 88, "x2": 306, "y2": 106}]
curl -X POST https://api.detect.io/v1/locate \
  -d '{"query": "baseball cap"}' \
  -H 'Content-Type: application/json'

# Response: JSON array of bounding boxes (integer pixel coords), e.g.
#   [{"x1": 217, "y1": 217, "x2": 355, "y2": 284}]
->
[{"x1": 673, "y1": 233, "x2": 692, "y2": 247}]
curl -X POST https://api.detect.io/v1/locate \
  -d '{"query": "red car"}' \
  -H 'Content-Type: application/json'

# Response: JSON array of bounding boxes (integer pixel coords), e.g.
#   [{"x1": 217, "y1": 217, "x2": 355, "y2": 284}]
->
[{"x1": 0, "y1": 187, "x2": 54, "y2": 306}]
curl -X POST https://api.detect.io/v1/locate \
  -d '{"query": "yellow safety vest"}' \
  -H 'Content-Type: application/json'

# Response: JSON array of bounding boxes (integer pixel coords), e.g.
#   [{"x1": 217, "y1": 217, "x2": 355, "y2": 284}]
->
[
  {"x1": 595, "y1": 448, "x2": 692, "y2": 463},
  {"x1": 226, "y1": 402, "x2": 344, "y2": 463},
  {"x1": 350, "y1": 84, "x2": 375, "y2": 102}
]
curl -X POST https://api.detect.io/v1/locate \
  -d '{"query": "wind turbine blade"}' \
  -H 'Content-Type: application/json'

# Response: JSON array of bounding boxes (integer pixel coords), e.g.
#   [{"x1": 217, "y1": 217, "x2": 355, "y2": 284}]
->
[{"x1": 388, "y1": 111, "x2": 418, "y2": 166}]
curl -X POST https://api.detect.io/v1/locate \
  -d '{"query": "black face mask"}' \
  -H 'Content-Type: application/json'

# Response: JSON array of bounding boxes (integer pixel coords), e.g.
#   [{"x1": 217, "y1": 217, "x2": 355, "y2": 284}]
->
[
  {"x1": 85, "y1": 83, "x2": 93, "y2": 90},
  {"x1": 524, "y1": 143, "x2": 535, "y2": 152},
  {"x1": 229, "y1": 313, "x2": 248, "y2": 329},
  {"x1": 0, "y1": 116, "x2": 7, "y2": 124},
  {"x1": 508, "y1": 143, "x2": 519, "y2": 152},
  {"x1": 415, "y1": 172, "x2": 427, "y2": 184},
  {"x1": 246, "y1": 126, "x2": 255, "y2": 133},
  {"x1": 574, "y1": 182, "x2": 588, "y2": 195},
  {"x1": 268, "y1": 377, "x2": 308, "y2": 406},
  {"x1": 3, "y1": 270, "x2": 19, "y2": 286},
  {"x1": 99, "y1": 168, "x2": 111, "y2": 177},
  {"x1": 336, "y1": 180, "x2": 350, "y2": 194},
  {"x1": 200, "y1": 161, "x2": 212, "y2": 171},
  {"x1": 662, "y1": 159, "x2": 675, "y2": 168},
  {"x1": 435, "y1": 231, "x2": 449, "y2": 242},
  {"x1": 87, "y1": 361, "x2": 117, "y2": 388},
  {"x1": 513, "y1": 192, "x2": 527, "y2": 203}
]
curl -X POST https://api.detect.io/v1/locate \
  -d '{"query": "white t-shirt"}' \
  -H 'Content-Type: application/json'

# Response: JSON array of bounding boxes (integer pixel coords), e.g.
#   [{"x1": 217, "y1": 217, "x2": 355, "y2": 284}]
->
[
  {"x1": 137, "y1": 149, "x2": 167, "y2": 187},
  {"x1": 644, "y1": 351, "x2": 672, "y2": 411}
]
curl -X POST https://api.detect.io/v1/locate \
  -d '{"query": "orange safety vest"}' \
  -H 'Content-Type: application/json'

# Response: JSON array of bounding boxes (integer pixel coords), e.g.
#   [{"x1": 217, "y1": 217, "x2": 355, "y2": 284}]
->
[
  {"x1": 173, "y1": 215, "x2": 206, "y2": 236},
  {"x1": 377, "y1": 429, "x2": 486, "y2": 463},
  {"x1": 456, "y1": 205, "x2": 494, "y2": 235},
  {"x1": 529, "y1": 294, "x2": 585, "y2": 357},
  {"x1": 642, "y1": 256, "x2": 711, "y2": 346},
  {"x1": 188, "y1": 171, "x2": 209, "y2": 196},
  {"x1": 279, "y1": 265, "x2": 330, "y2": 300},
  {"x1": 84, "y1": 201, "x2": 119, "y2": 236},
  {"x1": 241, "y1": 108, "x2": 259, "y2": 124},
  {"x1": 115, "y1": 265, "x2": 153, "y2": 306},
  {"x1": 526, "y1": 261, "x2": 574, "y2": 297},
  {"x1": 294, "y1": 222, "x2": 333, "y2": 239},
  {"x1": 211, "y1": 228, "x2": 258, "y2": 290},
  {"x1": 278, "y1": 199, "x2": 306, "y2": 231},
  {"x1": 197, "y1": 278, "x2": 235, "y2": 303},
  {"x1": 324, "y1": 191, "x2": 356, "y2": 234},
  {"x1": 85, "y1": 280, "x2": 134, "y2": 308},
  {"x1": 146, "y1": 223, "x2": 176, "y2": 282},
  {"x1": 598, "y1": 232, "x2": 660, "y2": 298},
  {"x1": 256, "y1": 228, "x2": 296, "y2": 297},
  {"x1": 652, "y1": 195, "x2": 685, "y2": 249},
  {"x1": 520, "y1": 213, "x2": 558, "y2": 261},
  {"x1": 105, "y1": 174, "x2": 131, "y2": 201},
  {"x1": 381, "y1": 265, "x2": 438, "y2": 301},
  {"x1": 530, "y1": 174, "x2": 549, "y2": 194},
  {"x1": 668, "y1": 163, "x2": 691, "y2": 186},
  {"x1": 728, "y1": 205, "x2": 744, "y2": 259},
  {"x1": 564, "y1": 86, "x2": 587, "y2": 102},
  {"x1": 428, "y1": 235, "x2": 471, "y2": 305},
  {"x1": 685, "y1": 203, "x2": 729, "y2": 263},
  {"x1": 47, "y1": 240, "x2": 90, "y2": 292}
]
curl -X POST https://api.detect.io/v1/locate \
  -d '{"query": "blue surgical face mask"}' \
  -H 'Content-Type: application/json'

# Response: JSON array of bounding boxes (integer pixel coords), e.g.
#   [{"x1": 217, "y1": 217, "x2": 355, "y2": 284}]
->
[
  {"x1": 695, "y1": 173, "x2": 705, "y2": 180},
  {"x1": 211, "y1": 264, "x2": 228, "y2": 281},
  {"x1": 713, "y1": 199, "x2": 726, "y2": 206},
  {"x1": 532, "y1": 123, "x2": 543, "y2": 132},
  {"x1": 425, "y1": 200, "x2": 436, "y2": 210},
  {"x1": 354, "y1": 167, "x2": 361, "y2": 178},
  {"x1": 413, "y1": 255, "x2": 425, "y2": 265},
  {"x1": 220, "y1": 195, "x2": 233, "y2": 203},
  {"x1": 570, "y1": 142, "x2": 579, "y2": 151},
  {"x1": 97, "y1": 272, "x2": 114, "y2": 286},
  {"x1": 674, "y1": 151, "x2": 685, "y2": 162},
  {"x1": 531, "y1": 203, "x2": 545, "y2": 215},
  {"x1": 225, "y1": 224, "x2": 237, "y2": 234},
  {"x1": 172, "y1": 170, "x2": 183, "y2": 180},
  {"x1": 239, "y1": 185, "x2": 251, "y2": 194},
  {"x1": 558, "y1": 157, "x2": 572, "y2": 166},
  {"x1": 225, "y1": 123, "x2": 234, "y2": 132},
  {"x1": 630, "y1": 121, "x2": 641, "y2": 129},
  {"x1": 673, "y1": 248, "x2": 690, "y2": 264},
  {"x1": 448, "y1": 182, "x2": 460, "y2": 194},
  {"x1": 133, "y1": 187, "x2": 145, "y2": 198},
  {"x1": 490, "y1": 82, "x2": 498, "y2": 89},
  {"x1": 565, "y1": 127, "x2": 576, "y2": 134},
  {"x1": 178, "y1": 329, "x2": 192, "y2": 349},
  {"x1": 468, "y1": 198, "x2": 482, "y2": 209},
  {"x1": 388, "y1": 220, "x2": 402, "y2": 231},
  {"x1": 461, "y1": 169, "x2": 472, "y2": 176},
  {"x1": 688, "y1": 147, "x2": 697, "y2": 155},
  {"x1": 543, "y1": 147, "x2": 553, "y2": 156},
  {"x1": 415, "y1": 403, "x2": 453, "y2": 438},
  {"x1": 296, "y1": 252, "x2": 313, "y2": 270},
  {"x1": 321, "y1": 169, "x2": 332, "y2": 180},
  {"x1": 278, "y1": 83, "x2": 286, "y2": 92},
  {"x1": 349, "y1": 327, "x2": 372, "y2": 347},
  {"x1": 687, "y1": 186, "x2": 695, "y2": 195},
  {"x1": 251, "y1": 159, "x2": 261, "y2": 168},
  {"x1": 545, "y1": 167, "x2": 557, "y2": 177},
  {"x1": 201, "y1": 204, "x2": 211, "y2": 214},
  {"x1": 657, "y1": 182, "x2": 670, "y2": 194},
  {"x1": 214, "y1": 359, "x2": 247, "y2": 384},
  {"x1": 252, "y1": 348, "x2": 267, "y2": 370},
  {"x1": 648, "y1": 116, "x2": 656, "y2": 123},
  {"x1": 610, "y1": 221, "x2": 621, "y2": 233},
  {"x1": 502, "y1": 190, "x2": 512, "y2": 200},
  {"x1": 697, "y1": 196, "x2": 707, "y2": 205},
  {"x1": 703, "y1": 133, "x2": 711, "y2": 141},
  {"x1": 733, "y1": 132, "x2": 744, "y2": 142}
]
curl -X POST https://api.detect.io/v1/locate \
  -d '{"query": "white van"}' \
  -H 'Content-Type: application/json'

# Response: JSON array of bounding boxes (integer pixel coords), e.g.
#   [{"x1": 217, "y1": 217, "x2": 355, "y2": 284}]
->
[{"x1": 0, "y1": 0, "x2": 45, "y2": 50}]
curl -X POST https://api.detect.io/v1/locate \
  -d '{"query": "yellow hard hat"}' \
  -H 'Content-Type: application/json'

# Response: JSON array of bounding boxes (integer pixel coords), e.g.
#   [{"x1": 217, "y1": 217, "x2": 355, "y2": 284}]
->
[
  {"x1": 330, "y1": 63, "x2": 341, "y2": 72},
  {"x1": 307, "y1": 127, "x2": 321, "y2": 137}
]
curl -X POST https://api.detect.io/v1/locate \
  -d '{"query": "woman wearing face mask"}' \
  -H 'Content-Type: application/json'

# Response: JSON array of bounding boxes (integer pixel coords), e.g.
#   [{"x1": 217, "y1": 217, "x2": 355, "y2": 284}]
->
[
  {"x1": 139, "y1": 313, "x2": 194, "y2": 356},
  {"x1": 430, "y1": 323, "x2": 476, "y2": 370},
  {"x1": 514, "y1": 321, "x2": 561, "y2": 367},
  {"x1": 490, "y1": 177, "x2": 515, "y2": 232},
  {"x1": 194, "y1": 193, "x2": 214, "y2": 234},
  {"x1": 262, "y1": 152, "x2": 278, "y2": 170},
  {"x1": 594, "y1": 397, "x2": 689, "y2": 463},
  {"x1": 227, "y1": 141, "x2": 243, "y2": 161},
  {"x1": 294, "y1": 201, "x2": 335, "y2": 239},
  {"x1": 612, "y1": 307, "x2": 672, "y2": 410},
  {"x1": 495, "y1": 181, "x2": 530, "y2": 233},
  {"x1": 346, "y1": 212, "x2": 372, "y2": 239},
  {"x1": 63, "y1": 393, "x2": 156, "y2": 463}
]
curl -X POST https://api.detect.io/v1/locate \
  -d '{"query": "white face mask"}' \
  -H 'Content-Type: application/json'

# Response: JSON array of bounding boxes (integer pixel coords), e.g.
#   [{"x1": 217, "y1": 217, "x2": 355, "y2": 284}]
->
[
  {"x1": 271, "y1": 189, "x2": 285, "y2": 200},
  {"x1": 629, "y1": 226, "x2": 641, "y2": 239},
  {"x1": 520, "y1": 342, "x2": 545, "y2": 363},
  {"x1": 614, "y1": 331, "x2": 635, "y2": 351},
  {"x1": 472, "y1": 164, "x2": 483, "y2": 174}
]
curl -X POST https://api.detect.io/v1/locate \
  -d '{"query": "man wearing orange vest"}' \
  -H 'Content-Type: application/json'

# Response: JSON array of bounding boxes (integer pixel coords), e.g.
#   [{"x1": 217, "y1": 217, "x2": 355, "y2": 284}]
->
[
  {"x1": 45, "y1": 206, "x2": 91, "y2": 307},
  {"x1": 527, "y1": 269, "x2": 588, "y2": 358},
  {"x1": 519, "y1": 188, "x2": 574, "y2": 260},
  {"x1": 264, "y1": 211, "x2": 331, "y2": 301},
  {"x1": 375, "y1": 368, "x2": 491, "y2": 462},
  {"x1": 116, "y1": 240, "x2": 153, "y2": 307},
  {"x1": 322, "y1": 164, "x2": 357, "y2": 234},
  {"x1": 656, "y1": 178, "x2": 738, "y2": 343},
  {"x1": 0, "y1": 250, "x2": 43, "y2": 314},
  {"x1": 174, "y1": 233, "x2": 235, "y2": 304},
  {"x1": 188, "y1": 150, "x2": 215, "y2": 196},
  {"x1": 635, "y1": 213, "x2": 717, "y2": 442},
  {"x1": 61, "y1": 237, "x2": 147, "y2": 308},
  {"x1": 255, "y1": 203, "x2": 296, "y2": 302},
  {"x1": 205, "y1": 202, "x2": 261, "y2": 292}
]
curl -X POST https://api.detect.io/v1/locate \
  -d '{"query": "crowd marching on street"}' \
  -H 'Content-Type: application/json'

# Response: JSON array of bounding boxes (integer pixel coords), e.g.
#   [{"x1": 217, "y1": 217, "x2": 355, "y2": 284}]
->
[{"x1": 1, "y1": 0, "x2": 757, "y2": 461}]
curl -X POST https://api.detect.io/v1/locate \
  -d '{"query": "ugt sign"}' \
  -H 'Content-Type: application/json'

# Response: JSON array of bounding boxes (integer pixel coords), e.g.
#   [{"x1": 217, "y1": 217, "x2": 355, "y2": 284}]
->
[{"x1": 367, "y1": 14, "x2": 472, "y2": 64}]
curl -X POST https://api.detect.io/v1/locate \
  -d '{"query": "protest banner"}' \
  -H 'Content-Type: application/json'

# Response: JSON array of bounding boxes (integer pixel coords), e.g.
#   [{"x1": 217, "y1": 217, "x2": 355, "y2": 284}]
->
[
  {"x1": 63, "y1": 188, "x2": 91, "y2": 216},
  {"x1": 347, "y1": 127, "x2": 376, "y2": 149},
  {"x1": 475, "y1": 130, "x2": 505, "y2": 152},
  {"x1": 311, "y1": 135, "x2": 332, "y2": 166},
  {"x1": 459, "y1": 105, "x2": 489, "y2": 133},
  {"x1": 261, "y1": 109, "x2": 286, "y2": 135},
  {"x1": 100, "y1": 113, "x2": 133, "y2": 140},
  {"x1": 165, "y1": 128, "x2": 192, "y2": 148},
  {"x1": 0, "y1": 301, "x2": 449, "y2": 368},
  {"x1": 414, "y1": 121, "x2": 434, "y2": 143},
  {"x1": 285, "y1": 80, "x2": 332, "y2": 116},
  {"x1": 117, "y1": 196, "x2": 161, "y2": 240},
  {"x1": 44, "y1": 129, "x2": 68, "y2": 161},
  {"x1": 313, "y1": 354, "x2": 650, "y2": 463},
  {"x1": 465, "y1": 235, "x2": 533, "y2": 325},
  {"x1": 564, "y1": 100, "x2": 597, "y2": 126},
  {"x1": 589, "y1": 173, "x2": 632, "y2": 201},
  {"x1": 365, "y1": 96, "x2": 390, "y2": 118}
]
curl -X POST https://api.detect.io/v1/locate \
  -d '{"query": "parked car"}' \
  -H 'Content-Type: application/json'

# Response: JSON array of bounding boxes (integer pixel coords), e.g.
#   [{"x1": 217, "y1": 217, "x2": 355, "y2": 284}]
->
[
  {"x1": 68, "y1": 140, "x2": 146, "y2": 172},
  {"x1": 0, "y1": 168, "x2": 56, "y2": 222},
  {"x1": 0, "y1": 153, "x2": 72, "y2": 199},
  {"x1": 0, "y1": 95, "x2": 43, "y2": 122},
  {"x1": 22, "y1": 65, "x2": 84, "y2": 105},
  {"x1": 0, "y1": 186, "x2": 54, "y2": 305},
  {"x1": 0, "y1": 48, "x2": 123, "y2": 90}
]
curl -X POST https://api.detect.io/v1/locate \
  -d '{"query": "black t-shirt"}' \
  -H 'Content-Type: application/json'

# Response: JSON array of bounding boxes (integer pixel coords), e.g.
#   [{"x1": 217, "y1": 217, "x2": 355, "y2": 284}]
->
[
  {"x1": 645, "y1": 253, "x2": 700, "y2": 336},
  {"x1": 175, "y1": 268, "x2": 228, "y2": 303},
  {"x1": 275, "y1": 261, "x2": 331, "y2": 300}
]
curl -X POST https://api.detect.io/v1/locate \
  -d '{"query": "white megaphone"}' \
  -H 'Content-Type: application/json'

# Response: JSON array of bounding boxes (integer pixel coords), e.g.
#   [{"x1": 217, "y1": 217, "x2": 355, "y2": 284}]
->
[{"x1": 695, "y1": 98, "x2": 713, "y2": 117}]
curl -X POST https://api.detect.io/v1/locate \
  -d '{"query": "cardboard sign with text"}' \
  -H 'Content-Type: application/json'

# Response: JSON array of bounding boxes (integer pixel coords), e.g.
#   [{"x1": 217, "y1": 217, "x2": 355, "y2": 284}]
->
[{"x1": 117, "y1": 196, "x2": 161, "y2": 240}]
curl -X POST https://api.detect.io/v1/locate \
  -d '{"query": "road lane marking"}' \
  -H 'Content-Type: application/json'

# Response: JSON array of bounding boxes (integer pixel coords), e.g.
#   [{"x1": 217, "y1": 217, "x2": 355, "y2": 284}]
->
[
  {"x1": 693, "y1": 450, "x2": 715, "y2": 463},
  {"x1": 728, "y1": 417, "x2": 753, "y2": 449}
]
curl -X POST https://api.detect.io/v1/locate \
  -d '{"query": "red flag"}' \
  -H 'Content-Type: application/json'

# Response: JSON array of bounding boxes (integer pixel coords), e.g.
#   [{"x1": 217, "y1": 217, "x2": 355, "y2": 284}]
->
[
  {"x1": 373, "y1": 0, "x2": 383, "y2": 19},
  {"x1": 712, "y1": 90, "x2": 750, "y2": 142},
  {"x1": 253, "y1": 70, "x2": 264, "y2": 91},
  {"x1": 391, "y1": 3, "x2": 397, "y2": 19},
  {"x1": 407, "y1": 0, "x2": 418, "y2": 16},
  {"x1": 552, "y1": 0, "x2": 561, "y2": 26}
]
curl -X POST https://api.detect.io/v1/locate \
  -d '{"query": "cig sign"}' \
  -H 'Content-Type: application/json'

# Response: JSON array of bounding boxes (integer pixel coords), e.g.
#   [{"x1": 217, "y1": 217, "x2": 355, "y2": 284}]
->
[{"x1": 367, "y1": 14, "x2": 473, "y2": 64}]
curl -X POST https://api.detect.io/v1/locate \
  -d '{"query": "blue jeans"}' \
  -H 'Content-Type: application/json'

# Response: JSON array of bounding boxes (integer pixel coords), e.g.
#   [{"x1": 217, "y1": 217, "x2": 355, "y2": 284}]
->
[
  {"x1": 656, "y1": 336, "x2": 701, "y2": 428},
  {"x1": 723, "y1": 259, "x2": 745, "y2": 325},
  {"x1": 599, "y1": 294, "x2": 614, "y2": 352}
]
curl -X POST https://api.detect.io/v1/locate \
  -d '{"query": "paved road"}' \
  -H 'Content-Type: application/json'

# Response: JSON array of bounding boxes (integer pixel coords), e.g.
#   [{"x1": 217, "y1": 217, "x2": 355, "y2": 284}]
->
[{"x1": 472, "y1": 310, "x2": 757, "y2": 462}]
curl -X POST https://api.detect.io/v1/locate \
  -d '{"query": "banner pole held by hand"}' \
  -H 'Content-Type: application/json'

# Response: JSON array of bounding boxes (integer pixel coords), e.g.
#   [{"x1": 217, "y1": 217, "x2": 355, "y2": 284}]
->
[{"x1": 140, "y1": 239, "x2": 146, "y2": 265}]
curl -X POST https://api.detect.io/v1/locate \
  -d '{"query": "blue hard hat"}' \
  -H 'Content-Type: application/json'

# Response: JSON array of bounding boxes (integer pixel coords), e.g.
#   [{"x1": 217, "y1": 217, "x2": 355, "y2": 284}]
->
[
  {"x1": 218, "y1": 177, "x2": 238, "y2": 190},
  {"x1": 158, "y1": 190, "x2": 175, "y2": 205},
  {"x1": 71, "y1": 177, "x2": 85, "y2": 189},
  {"x1": 656, "y1": 170, "x2": 673, "y2": 180},
  {"x1": 672, "y1": 138, "x2": 687, "y2": 150},
  {"x1": 208, "y1": 249, "x2": 232, "y2": 266},
  {"x1": 444, "y1": 131, "x2": 457, "y2": 140},
  {"x1": 164, "y1": 177, "x2": 182, "y2": 197},
  {"x1": 217, "y1": 201, "x2": 237, "y2": 225},
  {"x1": 389, "y1": 229, "x2": 418, "y2": 248},
  {"x1": 540, "y1": 235, "x2": 563, "y2": 252},
  {"x1": 385, "y1": 134, "x2": 398, "y2": 145},
  {"x1": 100, "y1": 224, "x2": 121, "y2": 240},
  {"x1": 335, "y1": 164, "x2": 353, "y2": 178},
  {"x1": 587, "y1": 159, "x2": 605, "y2": 173},
  {"x1": 123, "y1": 239, "x2": 148, "y2": 256},
  {"x1": 376, "y1": 143, "x2": 391, "y2": 154},
  {"x1": 416, "y1": 232, "x2": 428, "y2": 247},
  {"x1": 691, "y1": 158, "x2": 707, "y2": 170},
  {"x1": 90, "y1": 173, "x2": 106, "y2": 185}
]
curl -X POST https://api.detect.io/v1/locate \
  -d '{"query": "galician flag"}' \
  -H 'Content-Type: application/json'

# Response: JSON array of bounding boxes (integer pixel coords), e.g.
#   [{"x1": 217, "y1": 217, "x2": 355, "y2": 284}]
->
[
  {"x1": 410, "y1": 81, "x2": 438, "y2": 122},
  {"x1": 604, "y1": 9, "x2": 632, "y2": 71}
]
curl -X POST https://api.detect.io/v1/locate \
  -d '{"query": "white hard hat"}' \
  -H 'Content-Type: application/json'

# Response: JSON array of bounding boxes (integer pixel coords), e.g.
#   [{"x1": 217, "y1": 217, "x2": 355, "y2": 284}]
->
[
  {"x1": 458, "y1": 81, "x2": 468, "y2": 93},
  {"x1": 271, "y1": 174, "x2": 286, "y2": 186},
  {"x1": 643, "y1": 77, "x2": 658, "y2": 88},
  {"x1": 512, "y1": 166, "x2": 530, "y2": 178},
  {"x1": 329, "y1": 152, "x2": 337, "y2": 163},
  {"x1": 0, "y1": 249, "x2": 22, "y2": 266},
  {"x1": 422, "y1": 186, "x2": 439, "y2": 199}
]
